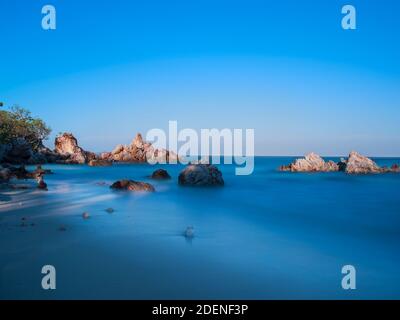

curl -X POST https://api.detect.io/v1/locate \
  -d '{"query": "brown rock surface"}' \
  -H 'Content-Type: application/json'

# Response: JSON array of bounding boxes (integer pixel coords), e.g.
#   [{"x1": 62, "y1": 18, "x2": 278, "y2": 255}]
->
[{"x1": 110, "y1": 179, "x2": 155, "y2": 192}]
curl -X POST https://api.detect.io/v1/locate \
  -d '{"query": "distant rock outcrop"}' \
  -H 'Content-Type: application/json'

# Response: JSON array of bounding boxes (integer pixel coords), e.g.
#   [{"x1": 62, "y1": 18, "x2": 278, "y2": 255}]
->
[
  {"x1": 279, "y1": 152, "x2": 339, "y2": 172},
  {"x1": 54, "y1": 133, "x2": 96, "y2": 164},
  {"x1": 345, "y1": 151, "x2": 382, "y2": 174},
  {"x1": 279, "y1": 151, "x2": 400, "y2": 174},
  {"x1": 110, "y1": 179, "x2": 155, "y2": 192},
  {"x1": 178, "y1": 164, "x2": 224, "y2": 186},
  {"x1": 101, "y1": 133, "x2": 179, "y2": 164}
]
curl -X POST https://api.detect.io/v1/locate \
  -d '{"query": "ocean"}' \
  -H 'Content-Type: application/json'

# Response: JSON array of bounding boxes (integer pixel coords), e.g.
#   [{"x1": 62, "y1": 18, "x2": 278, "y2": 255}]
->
[{"x1": 1, "y1": 157, "x2": 400, "y2": 299}]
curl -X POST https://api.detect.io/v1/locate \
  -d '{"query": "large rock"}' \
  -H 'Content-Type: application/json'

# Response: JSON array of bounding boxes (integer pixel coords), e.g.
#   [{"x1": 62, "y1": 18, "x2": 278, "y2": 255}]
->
[
  {"x1": 178, "y1": 164, "x2": 224, "y2": 186},
  {"x1": 101, "y1": 133, "x2": 179, "y2": 164},
  {"x1": 345, "y1": 151, "x2": 382, "y2": 174},
  {"x1": 54, "y1": 133, "x2": 96, "y2": 164},
  {"x1": 110, "y1": 179, "x2": 155, "y2": 192},
  {"x1": 151, "y1": 169, "x2": 171, "y2": 180},
  {"x1": 280, "y1": 152, "x2": 339, "y2": 172},
  {"x1": 28, "y1": 144, "x2": 68, "y2": 164}
]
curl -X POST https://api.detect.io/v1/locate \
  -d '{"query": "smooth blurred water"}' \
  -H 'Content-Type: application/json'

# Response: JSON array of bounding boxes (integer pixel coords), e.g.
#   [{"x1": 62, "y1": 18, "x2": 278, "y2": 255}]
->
[{"x1": 1, "y1": 157, "x2": 400, "y2": 299}]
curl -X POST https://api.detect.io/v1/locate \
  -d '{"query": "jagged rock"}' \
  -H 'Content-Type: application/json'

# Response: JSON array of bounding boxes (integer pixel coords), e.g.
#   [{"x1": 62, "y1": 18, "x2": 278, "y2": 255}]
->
[
  {"x1": 101, "y1": 133, "x2": 179, "y2": 164},
  {"x1": 32, "y1": 144, "x2": 67, "y2": 164},
  {"x1": 151, "y1": 169, "x2": 171, "y2": 180},
  {"x1": 88, "y1": 159, "x2": 112, "y2": 167},
  {"x1": 112, "y1": 144, "x2": 125, "y2": 155},
  {"x1": 279, "y1": 153, "x2": 339, "y2": 172},
  {"x1": 345, "y1": 151, "x2": 382, "y2": 174},
  {"x1": 110, "y1": 179, "x2": 155, "y2": 192},
  {"x1": 36, "y1": 174, "x2": 47, "y2": 190},
  {"x1": 178, "y1": 164, "x2": 224, "y2": 186},
  {"x1": 54, "y1": 133, "x2": 95, "y2": 164},
  {"x1": 391, "y1": 164, "x2": 400, "y2": 172}
]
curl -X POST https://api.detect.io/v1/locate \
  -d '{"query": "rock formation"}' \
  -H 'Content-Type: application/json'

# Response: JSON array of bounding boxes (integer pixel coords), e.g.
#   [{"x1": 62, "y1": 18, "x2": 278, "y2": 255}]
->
[
  {"x1": 279, "y1": 151, "x2": 400, "y2": 174},
  {"x1": 88, "y1": 159, "x2": 112, "y2": 167},
  {"x1": 178, "y1": 164, "x2": 224, "y2": 186},
  {"x1": 151, "y1": 169, "x2": 171, "y2": 180},
  {"x1": 279, "y1": 152, "x2": 339, "y2": 172},
  {"x1": 101, "y1": 133, "x2": 179, "y2": 164},
  {"x1": 0, "y1": 136, "x2": 81, "y2": 165},
  {"x1": 345, "y1": 151, "x2": 382, "y2": 174},
  {"x1": 110, "y1": 179, "x2": 155, "y2": 192},
  {"x1": 54, "y1": 133, "x2": 96, "y2": 164}
]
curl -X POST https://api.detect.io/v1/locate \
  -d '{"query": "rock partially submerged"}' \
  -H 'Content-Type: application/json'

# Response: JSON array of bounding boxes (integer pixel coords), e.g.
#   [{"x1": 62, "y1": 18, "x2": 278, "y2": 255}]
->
[
  {"x1": 344, "y1": 151, "x2": 381, "y2": 174},
  {"x1": 33, "y1": 165, "x2": 53, "y2": 176},
  {"x1": 82, "y1": 212, "x2": 90, "y2": 219},
  {"x1": 280, "y1": 151, "x2": 400, "y2": 174},
  {"x1": 110, "y1": 179, "x2": 155, "y2": 192},
  {"x1": 88, "y1": 159, "x2": 112, "y2": 167},
  {"x1": 101, "y1": 133, "x2": 179, "y2": 164},
  {"x1": 184, "y1": 226, "x2": 194, "y2": 238},
  {"x1": 105, "y1": 207, "x2": 115, "y2": 214},
  {"x1": 55, "y1": 133, "x2": 96, "y2": 164},
  {"x1": 178, "y1": 164, "x2": 224, "y2": 186},
  {"x1": 151, "y1": 169, "x2": 171, "y2": 180},
  {"x1": 36, "y1": 174, "x2": 47, "y2": 190},
  {"x1": 279, "y1": 152, "x2": 339, "y2": 172}
]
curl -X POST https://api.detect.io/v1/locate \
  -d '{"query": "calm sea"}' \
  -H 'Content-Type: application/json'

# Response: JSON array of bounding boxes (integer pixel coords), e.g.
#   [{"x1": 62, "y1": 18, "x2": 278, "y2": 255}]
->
[{"x1": 1, "y1": 157, "x2": 400, "y2": 299}]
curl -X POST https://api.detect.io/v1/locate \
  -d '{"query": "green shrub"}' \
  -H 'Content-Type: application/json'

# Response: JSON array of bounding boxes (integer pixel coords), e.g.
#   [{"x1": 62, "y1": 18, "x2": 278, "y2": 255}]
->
[{"x1": 0, "y1": 105, "x2": 51, "y2": 151}]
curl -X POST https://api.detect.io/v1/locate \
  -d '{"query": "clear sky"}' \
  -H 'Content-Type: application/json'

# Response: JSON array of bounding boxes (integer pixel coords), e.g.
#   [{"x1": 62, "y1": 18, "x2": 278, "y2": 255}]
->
[{"x1": 1, "y1": 0, "x2": 400, "y2": 156}]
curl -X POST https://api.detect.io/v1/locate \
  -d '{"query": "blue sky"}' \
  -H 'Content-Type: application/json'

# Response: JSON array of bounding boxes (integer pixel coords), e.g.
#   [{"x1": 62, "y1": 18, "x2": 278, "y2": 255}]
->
[{"x1": 1, "y1": 0, "x2": 400, "y2": 156}]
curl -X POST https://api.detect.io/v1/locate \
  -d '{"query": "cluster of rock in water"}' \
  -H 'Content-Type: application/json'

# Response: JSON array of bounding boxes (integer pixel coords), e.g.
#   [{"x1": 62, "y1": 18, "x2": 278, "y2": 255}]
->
[
  {"x1": 110, "y1": 164, "x2": 224, "y2": 192},
  {"x1": 0, "y1": 132, "x2": 178, "y2": 165},
  {"x1": 279, "y1": 151, "x2": 400, "y2": 174},
  {"x1": 0, "y1": 164, "x2": 52, "y2": 190},
  {"x1": 2, "y1": 130, "x2": 400, "y2": 192},
  {"x1": 0, "y1": 131, "x2": 227, "y2": 190}
]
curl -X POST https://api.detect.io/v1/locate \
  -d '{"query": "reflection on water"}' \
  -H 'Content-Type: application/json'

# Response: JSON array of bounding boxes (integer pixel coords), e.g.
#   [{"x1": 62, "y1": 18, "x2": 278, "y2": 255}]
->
[{"x1": 1, "y1": 157, "x2": 400, "y2": 299}]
